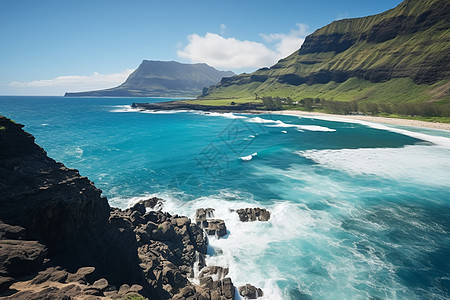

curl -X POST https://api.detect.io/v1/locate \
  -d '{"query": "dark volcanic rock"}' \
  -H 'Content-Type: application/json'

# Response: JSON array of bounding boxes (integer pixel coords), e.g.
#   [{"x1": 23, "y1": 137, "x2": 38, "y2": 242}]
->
[
  {"x1": 236, "y1": 208, "x2": 271, "y2": 222},
  {"x1": 0, "y1": 239, "x2": 47, "y2": 277},
  {"x1": 0, "y1": 276, "x2": 14, "y2": 293},
  {"x1": 0, "y1": 116, "x2": 241, "y2": 300},
  {"x1": 195, "y1": 208, "x2": 227, "y2": 238},
  {"x1": 238, "y1": 283, "x2": 264, "y2": 299},
  {"x1": 132, "y1": 101, "x2": 263, "y2": 112},
  {"x1": 195, "y1": 208, "x2": 215, "y2": 227},
  {"x1": 0, "y1": 222, "x2": 26, "y2": 240},
  {"x1": 204, "y1": 219, "x2": 228, "y2": 238},
  {"x1": 0, "y1": 116, "x2": 110, "y2": 249}
]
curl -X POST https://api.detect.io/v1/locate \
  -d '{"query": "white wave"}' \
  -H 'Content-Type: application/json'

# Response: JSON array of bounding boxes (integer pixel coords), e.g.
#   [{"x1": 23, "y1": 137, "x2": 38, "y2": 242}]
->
[
  {"x1": 197, "y1": 111, "x2": 247, "y2": 119},
  {"x1": 109, "y1": 105, "x2": 192, "y2": 114},
  {"x1": 41, "y1": 123, "x2": 49, "y2": 126},
  {"x1": 109, "y1": 105, "x2": 137, "y2": 113},
  {"x1": 246, "y1": 117, "x2": 336, "y2": 132},
  {"x1": 240, "y1": 152, "x2": 257, "y2": 162},
  {"x1": 246, "y1": 117, "x2": 279, "y2": 124},
  {"x1": 141, "y1": 109, "x2": 193, "y2": 114},
  {"x1": 266, "y1": 120, "x2": 336, "y2": 132},
  {"x1": 281, "y1": 130, "x2": 287, "y2": 134},
  {"x1": 298, "y1": 145, "x2": 450, "y2": 186},
  {"x1": 292, "y1": 114, "x2": 450, "y2": 148}
]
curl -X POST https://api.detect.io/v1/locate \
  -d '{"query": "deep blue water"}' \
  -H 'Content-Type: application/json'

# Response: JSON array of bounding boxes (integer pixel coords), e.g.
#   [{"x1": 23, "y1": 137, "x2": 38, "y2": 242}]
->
[{"x1": 1, "y1": 96, "x2": 449, "y2": 299}]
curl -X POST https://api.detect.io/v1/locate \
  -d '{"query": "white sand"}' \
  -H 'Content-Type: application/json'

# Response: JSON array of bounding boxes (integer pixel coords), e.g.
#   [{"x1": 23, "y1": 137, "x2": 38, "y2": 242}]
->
[{"x1": 273, "y1": 110, "x2": 450, "y2": 131}]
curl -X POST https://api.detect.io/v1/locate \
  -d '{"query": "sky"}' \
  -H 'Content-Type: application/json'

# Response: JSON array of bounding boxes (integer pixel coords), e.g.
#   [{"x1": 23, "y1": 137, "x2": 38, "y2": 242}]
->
[{"x1": 0, "y1": 0, "x2": 403, "y2": 96}]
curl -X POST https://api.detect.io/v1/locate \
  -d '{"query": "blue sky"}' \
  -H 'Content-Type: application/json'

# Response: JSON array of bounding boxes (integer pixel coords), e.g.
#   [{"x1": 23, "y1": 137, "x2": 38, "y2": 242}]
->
[{"x1": 0, "y1": 0, "x2": 403, "y2": 95}]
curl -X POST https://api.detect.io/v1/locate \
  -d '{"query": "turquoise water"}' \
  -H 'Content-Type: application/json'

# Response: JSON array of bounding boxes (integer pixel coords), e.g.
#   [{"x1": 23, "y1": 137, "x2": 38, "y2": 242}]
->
[{"x1": 1, "y1": 96, "x2": 449, "y2": 299}]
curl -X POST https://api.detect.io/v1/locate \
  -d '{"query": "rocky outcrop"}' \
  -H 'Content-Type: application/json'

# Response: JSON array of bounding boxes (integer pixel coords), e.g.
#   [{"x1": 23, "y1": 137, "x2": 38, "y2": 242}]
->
[
  {"x1": 196, "y1": 208, "x2": 228, "y2": 238},
  {"x1": 235, "y1": 208, "x2": 271, "y2": 222},
  {"x1": 131, "y1": 101, "x2": 263, "y2": 112},
  {"x1": 239, "y1": 284, "x2": 264, "y2": 299},
  {"x1": 0, "y1": 115, "x2": 238, "y2": 299}
]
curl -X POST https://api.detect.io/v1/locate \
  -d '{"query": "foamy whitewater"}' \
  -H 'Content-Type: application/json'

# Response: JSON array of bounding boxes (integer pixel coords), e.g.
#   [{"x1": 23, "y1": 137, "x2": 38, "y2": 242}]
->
[{"x1": 1, "y1": 96, "x2": 449, "y2": 299}]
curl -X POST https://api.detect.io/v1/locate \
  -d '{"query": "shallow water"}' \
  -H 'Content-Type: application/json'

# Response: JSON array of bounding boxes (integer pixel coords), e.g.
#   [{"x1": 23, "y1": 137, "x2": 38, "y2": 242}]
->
[{"x1": 1, "y1": 96, "x2": 449, "y2": 299}]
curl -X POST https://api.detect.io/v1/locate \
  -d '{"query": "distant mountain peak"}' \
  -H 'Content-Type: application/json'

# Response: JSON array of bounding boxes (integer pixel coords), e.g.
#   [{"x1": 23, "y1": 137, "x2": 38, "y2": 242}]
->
[{"x1": 65, "y1": 60, "x2": 234, "y2": 97}]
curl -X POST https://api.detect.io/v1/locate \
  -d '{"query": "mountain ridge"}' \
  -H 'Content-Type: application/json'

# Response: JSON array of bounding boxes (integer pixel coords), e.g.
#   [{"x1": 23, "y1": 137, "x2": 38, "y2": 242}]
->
[
  {"x1": 65, "y1": 60, "x2": 234, "y2": 97},
  {"x1": 201, "y1": 0, "x2": 450, "y2": 105}
]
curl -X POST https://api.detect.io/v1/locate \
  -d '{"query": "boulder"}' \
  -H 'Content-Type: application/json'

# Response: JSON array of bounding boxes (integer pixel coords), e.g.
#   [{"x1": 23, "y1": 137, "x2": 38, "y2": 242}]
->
[
  {"x1": 204, "y1": 219, "x2": 227, "y2": 238},
  {"x1": 0, "y1": 222, "x2": 26, "y2": 240},
  {"x1": 0, "y1": 276, "x2": 14, "y2": 293},
  {"x1": 238, "y1": 283, "x2": 264, "y2": 299},
  {"x1": 31, "y1": 267, "x2": 68, "y2": 284},
  {"x1": 221, "y1": 277, "x2": 235, "y2": 299},
  {"x1": 195, "y1": 208, "x2": 215, "y2": 227},
  {"x1": 236, "y1": 208, "x2": 270, "y2": 222},
  {"x1": 66, "y1": 266, "x2": 96, "y2": 284},
  {"x1": 0, "y1": 239, "x2": 47, "y2": 277},
  {"x1": 152, "y1": 221, "x2": 176, "y2": 241},
  {"x1": 199, "y1": 266, "x2": 229, "y2": 281}
]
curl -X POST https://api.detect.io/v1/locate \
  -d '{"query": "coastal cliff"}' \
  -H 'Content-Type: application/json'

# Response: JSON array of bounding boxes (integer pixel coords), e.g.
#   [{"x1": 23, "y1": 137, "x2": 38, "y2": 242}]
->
[
  {"x1": 0, "y1": 115, "x2": 237, "y2": 299},
  {"x1": 65, "y1": 60, "x2": 234, "y2": 98},
  {"x1": 201, "y1": 0, "x2": 450, "y2": 104}
]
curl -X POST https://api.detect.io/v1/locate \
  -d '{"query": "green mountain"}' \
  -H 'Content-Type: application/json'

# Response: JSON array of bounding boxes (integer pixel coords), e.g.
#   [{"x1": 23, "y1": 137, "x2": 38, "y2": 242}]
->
[
  {"x1": 65, "y1": 60, "x2": 234, "y2": 97},
  {"x1": 201, "y1": 0, "x2": 450, "y2": 108}
]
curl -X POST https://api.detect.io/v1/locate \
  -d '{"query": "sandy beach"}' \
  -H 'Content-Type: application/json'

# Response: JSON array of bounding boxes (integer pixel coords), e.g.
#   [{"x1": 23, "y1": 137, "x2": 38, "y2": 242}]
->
[{"x1": 274, "y1": 110, "x2": 450, "y2": 131}]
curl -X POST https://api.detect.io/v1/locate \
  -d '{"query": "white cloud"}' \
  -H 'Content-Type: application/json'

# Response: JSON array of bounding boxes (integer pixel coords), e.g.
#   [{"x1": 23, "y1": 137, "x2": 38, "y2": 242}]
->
[
  {"x1": 261, "y1": 23, "x2": 309, "y2": 58},
  {"x1": 177, "y1": 24, "x2": 308, "y2": 72},
  {"x1": 178, "y1": 33, "x2": 277, "y2": 70},
  {"x1": 8, "y1": 69, "x2": 135, "y2": 95}
]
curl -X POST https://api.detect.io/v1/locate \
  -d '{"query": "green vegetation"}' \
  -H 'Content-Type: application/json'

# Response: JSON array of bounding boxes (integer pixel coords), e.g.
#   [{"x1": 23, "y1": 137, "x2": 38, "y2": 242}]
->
[
  {"x1": 0, "y1": 126, "x2": 6, "y2": 131},
  {"x1": 186, "y1": 98, "x2": 257, "y2": 106},
  {"x1": 287, "y1": 98, "x2": 450, "y2": 117},
  {"x1": 198, "y1": 0, "x2": 450, "y2": 119}
]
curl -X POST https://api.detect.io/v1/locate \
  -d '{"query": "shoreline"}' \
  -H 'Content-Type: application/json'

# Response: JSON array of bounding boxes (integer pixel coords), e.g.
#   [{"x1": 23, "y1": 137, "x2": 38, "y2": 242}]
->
[
  {"x1": 131, "y1": 102, "x2": 450, "y2": 131},
  {"x1": 260, "y1": 110, "x2": 450, "y2": 131}
]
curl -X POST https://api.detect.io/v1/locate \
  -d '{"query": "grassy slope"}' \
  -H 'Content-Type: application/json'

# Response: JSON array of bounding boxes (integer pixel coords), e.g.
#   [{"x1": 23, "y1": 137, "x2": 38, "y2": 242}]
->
[{"x1": 199, "y1": 0, "x2": 450, "y2": 108}]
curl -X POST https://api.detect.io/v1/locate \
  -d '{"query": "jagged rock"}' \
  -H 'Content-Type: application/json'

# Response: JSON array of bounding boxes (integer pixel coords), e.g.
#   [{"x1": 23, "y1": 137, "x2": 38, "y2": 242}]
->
[
  {"x1": 199, "y1": 276, "x2": 235, "y2": 300},
  {"x1": 118, "y1": 283, "x2": 144, "y2": 295},
  {"x1": 195, "y1": 208, "x2": 215, "y2": 227},
  {"x1": 66, "y1": 266, "x2": 96, "y2": 284},
  {"x1": 0, "y1": 276, "x2": 14, "y2": 293},
  {"x1": 238, "y1": 283, "x2": 264, "y2": 299},
  {"x1": 130, "y1": 202, "x2": 147, "y2": 215},
  {"x1": 0, "y1": 222, "x2": 26, "y2": 240},
  {"x1": 0, "y1": 116, "x2": 218, "y2": 300},
  {"x1": 199, "y1": 266, "x2": 229, "y2": 281},
  {"x1": 152, "y1": 221, "x2": 176, "y2": 241},
  {"x1": 204, "y1": 219, "x2": 228, "y2": 238},
  {"x1": 91, "y1": 278, "x2": 109, "y2": 291},
  {"x1": 221, "y1": 277, "x2": 235, "y2": 299},
  {"x1": 0, "y1": 239, "x2": 47, "y2": 277},
  {"x1": 236, "y1": 208, "x2": 270, "y2": 222},
  {"x1": 195, "y1": 208, "x2": 227, "y2": 238},
  {"x1": 189, "y1": 223, "x2": 208, "y2": 254},
  {"x1": 142, "y1": 197, "x2": 164, "y2": 210},
  {"x1": 31, "y1": 267, "x2": 68, "y2": 284}
]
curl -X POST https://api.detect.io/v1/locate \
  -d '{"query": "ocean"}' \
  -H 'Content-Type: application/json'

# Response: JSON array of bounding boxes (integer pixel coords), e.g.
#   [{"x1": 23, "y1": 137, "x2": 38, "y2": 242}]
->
[{"x1": 0, "y1": 96, "x2": 449, "y2": 299}]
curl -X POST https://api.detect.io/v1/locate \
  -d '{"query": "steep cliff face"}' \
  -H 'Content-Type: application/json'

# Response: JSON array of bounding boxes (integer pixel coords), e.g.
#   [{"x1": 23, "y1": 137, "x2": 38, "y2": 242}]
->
[
  {"x1": 65, "y1": 60, "x2": 234, "y2": 97},
  {"x1": 202, "y1": 0, "x2": 450, "y2": 103},
  {"x1": 0, "y1": 116, "x2": 110, "y2": 247},
  {"x1": 0, "y1": 116, "x2": 238, "y2": 300}
]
